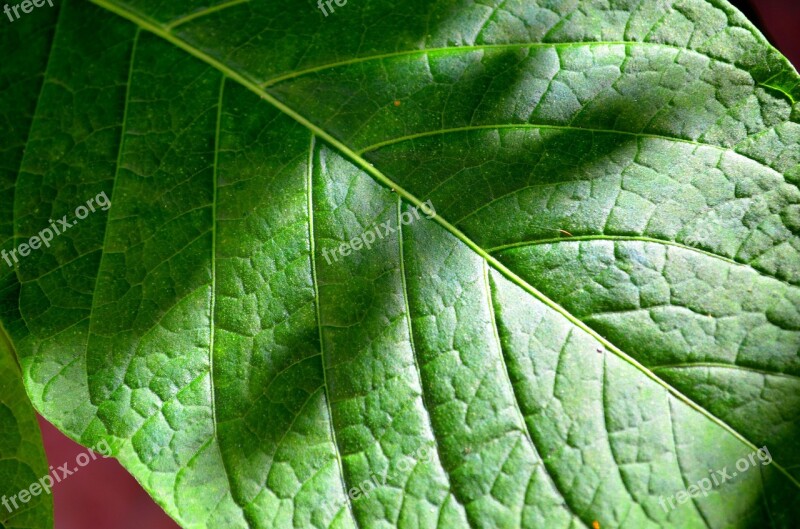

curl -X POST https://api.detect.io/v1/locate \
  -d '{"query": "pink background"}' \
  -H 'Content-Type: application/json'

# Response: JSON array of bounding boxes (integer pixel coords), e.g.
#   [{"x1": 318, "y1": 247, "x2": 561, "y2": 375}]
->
[
  {"x1": 38, "y1": 1, "x2": 798, "y2": 527},
  {"x1": 38, "y1": 418, "x2": 180, "y2": 528}
]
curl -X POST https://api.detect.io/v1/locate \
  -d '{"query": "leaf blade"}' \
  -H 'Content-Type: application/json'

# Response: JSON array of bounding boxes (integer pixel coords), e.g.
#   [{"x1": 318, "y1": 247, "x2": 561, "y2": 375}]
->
[{"x1": 3, "y1": 1, "x2": 799, "y2": 528}]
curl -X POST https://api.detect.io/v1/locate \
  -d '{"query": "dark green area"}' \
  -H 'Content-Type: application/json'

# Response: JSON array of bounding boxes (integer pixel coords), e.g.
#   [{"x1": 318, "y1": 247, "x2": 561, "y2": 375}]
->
[{"x1": 0, "y1": 0, "x2": 798, "y2": 527}]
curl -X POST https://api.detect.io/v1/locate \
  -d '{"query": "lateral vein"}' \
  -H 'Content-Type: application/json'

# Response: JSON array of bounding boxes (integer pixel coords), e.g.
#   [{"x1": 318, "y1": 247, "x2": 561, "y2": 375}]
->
[{"x1": 88, "y1": 0, "x2": 800, "y2": 490}]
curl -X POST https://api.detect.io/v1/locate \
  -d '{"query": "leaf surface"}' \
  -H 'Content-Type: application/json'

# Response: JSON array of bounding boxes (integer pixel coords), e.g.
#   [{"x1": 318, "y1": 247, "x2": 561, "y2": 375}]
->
[
  {"x1": 1, "y1": 1, "x2": 799, "y2": 528},
  {"x1": 0, "y1": 9, "x2": 57, "y2": 528},
  {"x1": 0, "y1": 327, "x2": 52, "y2": 529}
]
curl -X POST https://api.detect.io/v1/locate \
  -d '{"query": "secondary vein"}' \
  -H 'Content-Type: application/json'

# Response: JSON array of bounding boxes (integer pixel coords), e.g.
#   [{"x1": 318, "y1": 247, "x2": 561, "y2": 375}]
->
[
  {"x1": 307, "y1": 134, "x2": 360, "y2": 528},
  {"x1": 88, "y1": 0, "x2": 800, "y2": 490}
]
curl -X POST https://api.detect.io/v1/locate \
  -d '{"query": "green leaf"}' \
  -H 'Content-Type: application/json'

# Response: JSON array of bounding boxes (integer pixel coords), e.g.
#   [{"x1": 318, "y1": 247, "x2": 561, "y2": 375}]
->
[
  {"x1": 0, "y1": 326, "x2": 52, "y2": 529},
  {"x1": 1, "y1": 0, "x2": 799, "y2": 528},
  {"x1": 0, "y1": 8, "x2": 55, "y2": 528}
]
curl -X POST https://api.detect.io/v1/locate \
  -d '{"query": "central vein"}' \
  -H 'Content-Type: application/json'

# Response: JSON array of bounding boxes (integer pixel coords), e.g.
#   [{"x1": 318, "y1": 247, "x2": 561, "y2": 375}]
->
[{"x1": 89, "y1": 0, "x2": 800, "y2": 489}]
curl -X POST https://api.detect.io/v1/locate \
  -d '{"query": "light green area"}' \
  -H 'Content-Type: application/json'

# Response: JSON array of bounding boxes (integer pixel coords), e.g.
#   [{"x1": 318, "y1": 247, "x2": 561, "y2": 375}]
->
[{"x1": 0, "y1": 0, "x2": 798, "y2": 528}]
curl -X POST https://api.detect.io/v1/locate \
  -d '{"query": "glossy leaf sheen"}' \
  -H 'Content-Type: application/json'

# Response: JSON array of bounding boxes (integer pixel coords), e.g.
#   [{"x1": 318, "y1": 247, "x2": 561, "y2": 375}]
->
[{"x1": 1, "y1": 0, "x2": 799, "y2": 528}]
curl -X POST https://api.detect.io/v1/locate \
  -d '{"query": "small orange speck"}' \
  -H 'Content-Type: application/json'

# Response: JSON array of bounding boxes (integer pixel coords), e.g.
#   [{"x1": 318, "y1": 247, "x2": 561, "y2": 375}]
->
[
  {"x1": 393, "y1": 100, "x2": 401, "y2": 106},
  {"x1": 592, "y1": 521, "x2": 600, "y2": 529}
]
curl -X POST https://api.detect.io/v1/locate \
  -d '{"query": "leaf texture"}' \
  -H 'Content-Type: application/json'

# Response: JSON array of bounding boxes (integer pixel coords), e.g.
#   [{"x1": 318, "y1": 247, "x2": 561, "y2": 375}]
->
[
  {"x1": 0, "y1": 327, "x2": 52, "y2": 529},
  {"x1": 1, "y1": 1, "x2": 799, "y2": 528}
]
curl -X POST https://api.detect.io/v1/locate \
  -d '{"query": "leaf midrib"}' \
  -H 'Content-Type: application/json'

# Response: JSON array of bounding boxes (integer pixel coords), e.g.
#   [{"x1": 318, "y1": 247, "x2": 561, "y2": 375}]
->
[{"x1": 88, "y1": 0, "x2": 800, "y2": 490}]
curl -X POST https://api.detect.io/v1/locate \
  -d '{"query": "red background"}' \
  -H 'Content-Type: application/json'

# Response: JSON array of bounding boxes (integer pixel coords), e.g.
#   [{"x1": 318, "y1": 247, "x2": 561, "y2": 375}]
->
[
  {"x1": 38, "y1": 1, "x2": 798, "y2": 527},
  {"x1": 729, "y1": 0, "x2": 800, "y2": 67}
]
